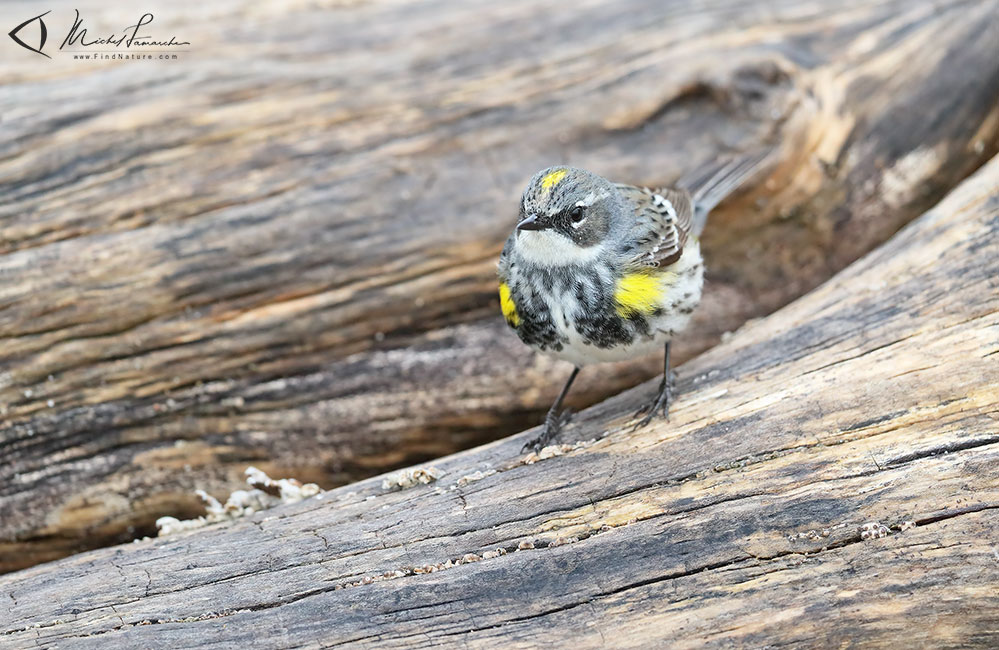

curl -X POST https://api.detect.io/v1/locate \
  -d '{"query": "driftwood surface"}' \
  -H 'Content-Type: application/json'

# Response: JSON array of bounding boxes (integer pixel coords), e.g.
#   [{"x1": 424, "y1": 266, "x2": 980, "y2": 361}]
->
[
  {"x1": 2, "y1": 0, "x2": 999, "y2": 573},
  {"x1": 1, "y1": 145, "x2": 998, "y2": 648}
]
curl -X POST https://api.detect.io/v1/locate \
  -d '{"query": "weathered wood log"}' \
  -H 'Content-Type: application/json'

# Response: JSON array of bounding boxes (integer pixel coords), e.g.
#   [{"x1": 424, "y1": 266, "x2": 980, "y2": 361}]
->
[
  {"x1": 2, "y1": 0, "x2": 999, "y2": 573},
  {"x1": 1, "y1": 146, "x2": 997, "y2": 649}
]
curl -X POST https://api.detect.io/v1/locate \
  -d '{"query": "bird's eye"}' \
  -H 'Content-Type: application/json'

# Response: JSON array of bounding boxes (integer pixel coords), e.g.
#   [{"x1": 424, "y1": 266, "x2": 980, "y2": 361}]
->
[{"x1": 570, "y1": 206, "x2": 585, "y2": 223}]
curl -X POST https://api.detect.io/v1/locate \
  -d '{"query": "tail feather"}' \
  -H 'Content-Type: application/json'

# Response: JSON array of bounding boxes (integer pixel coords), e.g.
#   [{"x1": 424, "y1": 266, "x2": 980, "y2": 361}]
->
[{"x1": 680, "y1": 149, "x2": 772, "y2": 236}]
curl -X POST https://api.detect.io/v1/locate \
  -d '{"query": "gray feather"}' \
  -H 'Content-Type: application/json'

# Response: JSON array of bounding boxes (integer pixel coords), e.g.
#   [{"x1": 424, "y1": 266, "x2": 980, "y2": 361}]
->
[{"x1": 679, "y1": 149, "x2": 772, "y2": 236}]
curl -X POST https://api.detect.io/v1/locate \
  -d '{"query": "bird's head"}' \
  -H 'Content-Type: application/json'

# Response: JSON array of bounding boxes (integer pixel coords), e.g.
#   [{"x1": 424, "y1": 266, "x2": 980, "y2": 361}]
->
[{"x1": 512, "y1": 166, "x2": 621, "y2": 266}]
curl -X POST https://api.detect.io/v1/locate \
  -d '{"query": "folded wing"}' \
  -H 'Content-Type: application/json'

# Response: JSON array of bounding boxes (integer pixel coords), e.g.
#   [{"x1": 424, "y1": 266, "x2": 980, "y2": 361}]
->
[{"x1": 616, "y1": 184, "x2": 695, "y2": 268}]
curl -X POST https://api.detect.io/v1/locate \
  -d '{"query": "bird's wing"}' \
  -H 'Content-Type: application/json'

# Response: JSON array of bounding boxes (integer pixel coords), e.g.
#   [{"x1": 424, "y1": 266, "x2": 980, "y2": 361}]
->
[
  {"x1": 497, "y1": 235, "x2": 513, "y2": 282},
  {"x1": 615, "y1": 183, "x2": 695, "y2": 268}
]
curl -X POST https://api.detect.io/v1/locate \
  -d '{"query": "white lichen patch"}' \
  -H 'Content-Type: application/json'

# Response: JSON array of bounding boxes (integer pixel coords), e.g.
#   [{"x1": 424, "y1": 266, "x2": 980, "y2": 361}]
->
[
  {"x1": 333, "y1": 532, "x2": 592, "y2": 592},
  {"x1": 787, "y1": 528, "x2": 831, "y2": 543},
  {"x1": 455, "y1": 469, "x2": 497, "y2": 487},
  {"x1": 523, "y1": 439, "x2": 595, "y2": 465},
  {"x1": 334, "y1": 547, "x2": 510, "y2": 590},
  {"x1": 156, "y1": 467, "x2": 322, "y2": 536},
  {"x1": 381, "y1": 466, "x2": 443, "y2": 491},
  {"x1": 860, "y1": 522, "x2": 890, "y2": 540}
]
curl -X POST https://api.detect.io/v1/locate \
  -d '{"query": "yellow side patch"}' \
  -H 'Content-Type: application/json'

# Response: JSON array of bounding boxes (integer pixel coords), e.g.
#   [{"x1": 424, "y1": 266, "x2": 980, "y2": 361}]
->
[
  {"x1": 540, "y1": 169, "x2": 568, "y2": 192},
  {"x1": 499, "y1": 282, "x2": 520, "y2": 327},
  {"x1": 614, "y1": 272, "x2": 670, "y2": 317}
]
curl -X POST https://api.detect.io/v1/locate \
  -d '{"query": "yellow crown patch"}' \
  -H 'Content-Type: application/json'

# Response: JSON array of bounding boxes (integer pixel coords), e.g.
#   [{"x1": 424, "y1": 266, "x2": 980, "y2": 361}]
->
[{"x1": 540, "y1": 169, "x2": 568, "y2": 192}]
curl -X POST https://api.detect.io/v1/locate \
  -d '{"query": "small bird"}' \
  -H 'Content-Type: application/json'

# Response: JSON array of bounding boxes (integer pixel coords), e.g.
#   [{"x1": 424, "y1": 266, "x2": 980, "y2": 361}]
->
[{"x1": 498, "y1": 153, "x2": 768, "y2": 452}]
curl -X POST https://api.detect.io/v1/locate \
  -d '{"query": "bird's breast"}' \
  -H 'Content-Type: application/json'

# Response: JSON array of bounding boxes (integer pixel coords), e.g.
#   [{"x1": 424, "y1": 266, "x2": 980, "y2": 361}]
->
[{"x1": 502, "y1": 245, "x2": 703, "y2": 365}]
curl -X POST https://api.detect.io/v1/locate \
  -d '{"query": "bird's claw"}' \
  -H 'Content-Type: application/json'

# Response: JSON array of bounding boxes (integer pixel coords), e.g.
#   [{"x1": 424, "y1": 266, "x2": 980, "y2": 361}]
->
[
  {"x1": 522, "y1": 409, "x2": 574, "y2": 454},
  {"x1": 632, "y1": 378, "x2": 673, "y2": 431}
]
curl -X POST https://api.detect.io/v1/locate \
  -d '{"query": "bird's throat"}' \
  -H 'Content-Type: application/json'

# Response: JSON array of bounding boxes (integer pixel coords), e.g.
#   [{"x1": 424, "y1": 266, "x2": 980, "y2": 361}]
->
[{"x1": 515, "y1": 231, "x2": 604, "y2": 267}]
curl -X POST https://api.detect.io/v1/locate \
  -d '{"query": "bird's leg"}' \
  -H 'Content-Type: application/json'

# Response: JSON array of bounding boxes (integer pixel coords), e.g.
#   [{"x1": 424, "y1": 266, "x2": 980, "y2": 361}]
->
[
  {"x1": 634, "y1": 342, "x2": 673, "y2": 429},
  {"x1": 522, "y1": 366, "x2": 580, "y2": 453}
]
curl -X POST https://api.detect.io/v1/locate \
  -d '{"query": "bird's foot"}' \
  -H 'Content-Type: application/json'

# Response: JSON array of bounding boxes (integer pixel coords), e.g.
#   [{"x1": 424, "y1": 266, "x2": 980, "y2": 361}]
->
[
  {"x1": 522, "y1": 408, "x2": 574, "y2": 454},
  {"x1": 632, "y1": 376, "x2": 674, "y2": 430}
]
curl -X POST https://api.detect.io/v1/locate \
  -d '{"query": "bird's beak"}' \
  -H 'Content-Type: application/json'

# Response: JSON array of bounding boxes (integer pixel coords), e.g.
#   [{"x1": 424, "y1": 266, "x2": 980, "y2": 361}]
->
[{"x1": 516, "y1": 214, "x2": 544, "y2": 233}]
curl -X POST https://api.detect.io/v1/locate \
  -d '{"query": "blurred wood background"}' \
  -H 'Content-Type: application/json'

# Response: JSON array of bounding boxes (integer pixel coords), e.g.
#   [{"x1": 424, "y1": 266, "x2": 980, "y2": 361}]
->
[
  {"x1": 3, "y1": 149, "x2": 997, "y2": 649},
  {"x1": 1, "y1": 0, "x2": 998, "y2": 575}
]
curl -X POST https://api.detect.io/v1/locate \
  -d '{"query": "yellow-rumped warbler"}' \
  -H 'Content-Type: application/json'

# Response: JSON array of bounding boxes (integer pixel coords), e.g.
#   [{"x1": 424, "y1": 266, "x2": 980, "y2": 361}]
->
[{"x1": 498, "y1": 153, "x2": 768, "y2": 451}]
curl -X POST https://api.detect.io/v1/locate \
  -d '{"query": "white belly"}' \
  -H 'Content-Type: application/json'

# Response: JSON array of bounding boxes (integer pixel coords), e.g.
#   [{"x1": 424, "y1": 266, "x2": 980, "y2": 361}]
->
[{"x1": 541, "y1": 333, "x2": 666, "y2": 366}]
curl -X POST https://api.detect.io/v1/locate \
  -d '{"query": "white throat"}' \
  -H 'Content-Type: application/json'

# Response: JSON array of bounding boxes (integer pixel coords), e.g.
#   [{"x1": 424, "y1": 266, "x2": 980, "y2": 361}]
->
[{"x1": 515, "y1": 230, "x2": 604, "y2": 267}]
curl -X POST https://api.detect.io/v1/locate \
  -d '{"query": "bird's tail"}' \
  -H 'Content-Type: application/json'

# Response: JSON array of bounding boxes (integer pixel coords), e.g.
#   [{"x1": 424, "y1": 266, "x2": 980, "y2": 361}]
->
[{"x1": 680, "y1": 149, "x2": 772, "y2": 236}]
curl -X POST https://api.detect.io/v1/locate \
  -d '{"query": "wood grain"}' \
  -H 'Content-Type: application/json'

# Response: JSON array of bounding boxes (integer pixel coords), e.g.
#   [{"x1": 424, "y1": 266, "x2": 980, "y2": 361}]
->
[
  {"x1": 1, "y1": 137, "x2": 997, "y2": 649},
  {"x1": 2, "y1": 0, "x2": 999, "y2": 572}
]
